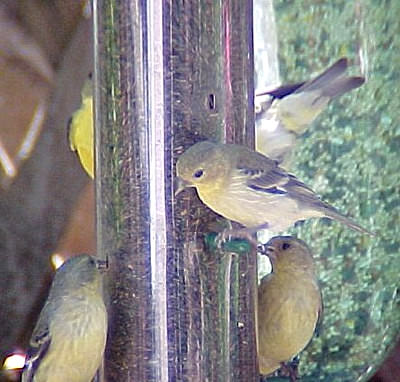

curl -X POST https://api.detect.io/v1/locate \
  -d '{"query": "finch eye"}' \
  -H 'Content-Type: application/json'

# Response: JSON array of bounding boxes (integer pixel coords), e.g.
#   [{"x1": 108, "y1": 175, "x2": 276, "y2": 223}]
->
[
  {"x1": 193, "y1": 169, "x2": 204, "y2": 179},
  {"x1": 282, "y1": 242, "x2": 291, "y2": 250}
]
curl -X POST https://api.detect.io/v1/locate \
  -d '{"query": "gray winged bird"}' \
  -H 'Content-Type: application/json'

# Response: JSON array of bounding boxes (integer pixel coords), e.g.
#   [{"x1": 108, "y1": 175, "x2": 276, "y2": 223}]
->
[{"x1": 255, "y1": 58, "x2": 365, "y2": 166}]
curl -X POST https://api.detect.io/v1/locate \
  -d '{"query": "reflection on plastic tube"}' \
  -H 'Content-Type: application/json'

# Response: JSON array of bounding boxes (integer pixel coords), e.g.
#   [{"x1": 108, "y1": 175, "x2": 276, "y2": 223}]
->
[{"x1": 94, "y1": 1, "x2": 257, "y2": 381}]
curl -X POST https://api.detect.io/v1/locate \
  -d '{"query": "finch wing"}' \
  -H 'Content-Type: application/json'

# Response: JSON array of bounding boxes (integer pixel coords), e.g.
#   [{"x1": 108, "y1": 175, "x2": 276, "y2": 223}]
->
[
  {"x1": 236, "y1": 152, "x2": 286, "y2": 192},
  {"x1": 244, "y1": 165, "x2": 327, "y2": 209},
  {"x1": 22, "y1": 320, "x2": 51, "y2": 382},
  {"x1": 296, "y1": 58, "x2": 348, "y2": 93},
  {"x1": 244, "y1": 168, "x2": 290, "y2": 194},
  {"x1": 233, "y1": 145, "x2": 324, "y2": 202},
  {"x1": 294, "y1": 58, "x2": 364, "y2": 100},
  {"x1": 256, "y1": 81, "x2": 305, "y2": 99},
  {"x1": 285, "y1": 175, "x2": 373, "y2": 235},
  {"x1": 236, "y1": 149, "x2": 315, "y2": 197}
]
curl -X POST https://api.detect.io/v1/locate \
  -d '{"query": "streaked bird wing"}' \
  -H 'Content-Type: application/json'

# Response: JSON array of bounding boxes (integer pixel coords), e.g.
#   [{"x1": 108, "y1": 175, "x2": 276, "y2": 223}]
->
[
  {"x1": 238, "y1": 155, "x2": 341, "y2": 212},
  {"x1": 236, "y1": 149, "x2": 314, "y2": 196},
  {"x1": 238, "y1": 163, "x2": 291, "y2": 194},
  {"x1": 256, "y1": 81, "x2": 305, "y2": 99},
  {"x1": 292, "y1": 58, "x2": 365, "y2": 104},
  {"x1": 22, "y1": 321, "x2": 51, "y2": 382},
  {"x1": 256, "y1": 58, "x2": 352, "y2": 102},
  {"x1": 231, "y1": 144, "x2": 372, "y2": 234},
  {"x1": 234, "y1": 148, "x2": 287, "y2": 189},
  {"x1": 296, "y1": 58, "x2": 349, "y2": 93}
]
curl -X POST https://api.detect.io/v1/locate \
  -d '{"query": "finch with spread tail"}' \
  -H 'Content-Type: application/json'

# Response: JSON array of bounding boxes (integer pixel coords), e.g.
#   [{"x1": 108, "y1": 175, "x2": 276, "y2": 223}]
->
[{"x1": 255, "y1": 58, "x2": 364, "y2": 165}]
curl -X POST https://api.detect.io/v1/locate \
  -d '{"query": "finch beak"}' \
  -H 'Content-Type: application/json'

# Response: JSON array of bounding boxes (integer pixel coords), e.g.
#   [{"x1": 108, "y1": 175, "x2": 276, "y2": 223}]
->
[
  {"x1": 174, "y1": 177, "x2": 192, "y2": 197},
  {"x1": 263, "y1": 246, "x2": 277, "y2": 264}
]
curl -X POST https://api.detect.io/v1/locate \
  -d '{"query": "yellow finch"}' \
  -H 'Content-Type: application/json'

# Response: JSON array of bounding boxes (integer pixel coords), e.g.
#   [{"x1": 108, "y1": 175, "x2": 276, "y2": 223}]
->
[
  {"x1": 68, "y1": 79, "x2": 94, "y2": 179},
  {"x1": 176, "y1": 141, "x2": 371, "y2": 234},
  {"x1": 22, "y1": 254, "x2": 107, "y2": 382},
  {"x1": 258, "y1": 236, "x2": 322, "y2": 376},
  {"x1": 255, "y1": 58, "x2": 365, "y2": 163}
]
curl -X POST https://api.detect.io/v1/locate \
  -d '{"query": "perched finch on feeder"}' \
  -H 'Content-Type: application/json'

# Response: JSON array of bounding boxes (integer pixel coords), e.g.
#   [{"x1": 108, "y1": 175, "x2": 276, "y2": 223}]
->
[
  {"x1": 257, "y1": 236, "x2": 322, "y2": 376},
  {"x1": 22, "y1": 254, "x2": 107, "y2": 382},
  {"x1": 176, "y1": 141, "x2": 372, "y2": 235}
]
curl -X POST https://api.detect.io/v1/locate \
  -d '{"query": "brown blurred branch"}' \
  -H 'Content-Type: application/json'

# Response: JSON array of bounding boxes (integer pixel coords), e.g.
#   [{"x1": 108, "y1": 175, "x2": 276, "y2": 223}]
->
[{"x1": 0, "y1": 17, "x2": 93, "y2": 360}]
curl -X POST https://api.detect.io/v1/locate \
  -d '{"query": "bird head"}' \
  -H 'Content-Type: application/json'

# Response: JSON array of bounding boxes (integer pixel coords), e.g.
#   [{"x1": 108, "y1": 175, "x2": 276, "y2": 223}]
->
[
  {"x1": 175, "y1": 141, "x2": 230, "y2": 196},
  {"x1": 264, "y1": 236, "x2": 315, "y2": 274},
  {"x1": 53, "y1": 254, "x2": 103, "y2": 293}
]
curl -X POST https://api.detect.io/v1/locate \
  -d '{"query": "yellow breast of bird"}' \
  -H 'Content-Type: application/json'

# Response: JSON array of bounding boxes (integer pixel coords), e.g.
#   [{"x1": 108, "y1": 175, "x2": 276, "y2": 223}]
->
[
  {"x1": 196, "y1": 175, "x2": 320, "y2": 232},
  {"x1": 33, "y1": 296, "x2": 107, "y2": 382},
  {"x1": 255, "y1": 121, "x2": 296, "y2": 164},
  {"x1": 278, "y1": 91, "x2": 329, "y2": 134},
  {"x1": 69, "y1": 96, "x2": 94, "y2": 178},
  {"x1": 258, "y1": 272, "x2": 320, "y2": 375}
]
